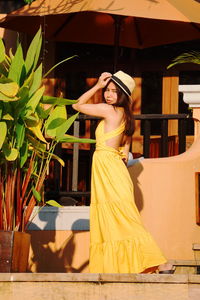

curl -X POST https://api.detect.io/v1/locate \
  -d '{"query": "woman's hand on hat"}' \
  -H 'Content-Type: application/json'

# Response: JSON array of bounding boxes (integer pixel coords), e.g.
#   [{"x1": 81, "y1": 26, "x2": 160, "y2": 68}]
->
[{"x1": 97, "y1": 72, "x2": 112, "y2": 88}]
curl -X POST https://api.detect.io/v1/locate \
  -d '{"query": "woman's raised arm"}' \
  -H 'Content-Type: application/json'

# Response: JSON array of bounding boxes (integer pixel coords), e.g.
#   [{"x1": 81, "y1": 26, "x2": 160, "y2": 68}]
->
[{"x1": 72, "y1": 72, "x2": 112, "y2": 117}]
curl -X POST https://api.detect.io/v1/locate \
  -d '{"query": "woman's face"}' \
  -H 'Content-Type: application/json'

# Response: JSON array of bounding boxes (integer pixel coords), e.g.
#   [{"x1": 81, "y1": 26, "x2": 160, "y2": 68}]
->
[{"x1": 104, "y1": 81, "x2": 118, "y2": 105}]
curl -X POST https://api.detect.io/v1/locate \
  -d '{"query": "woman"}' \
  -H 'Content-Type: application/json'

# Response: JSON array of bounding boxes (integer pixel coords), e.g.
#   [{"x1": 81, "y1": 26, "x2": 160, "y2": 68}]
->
[{"x1": 73, "y1": 71, "x2": 173, "y2": 273}]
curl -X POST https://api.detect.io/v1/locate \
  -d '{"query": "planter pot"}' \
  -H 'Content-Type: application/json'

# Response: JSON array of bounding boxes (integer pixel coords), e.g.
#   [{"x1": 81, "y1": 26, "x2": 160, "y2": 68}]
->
[
  {"x1": 179, "y1": 84, "x2": 200, "y2": 107},
  {"x1": 0, "y1": 231, "x2": 30, "y2": 272}
]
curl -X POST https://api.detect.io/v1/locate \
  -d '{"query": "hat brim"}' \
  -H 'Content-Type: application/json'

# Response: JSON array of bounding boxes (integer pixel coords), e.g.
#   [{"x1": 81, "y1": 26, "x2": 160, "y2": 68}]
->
[{"x1": 111, "y1": 76, "x2": 131, "y2": 96}]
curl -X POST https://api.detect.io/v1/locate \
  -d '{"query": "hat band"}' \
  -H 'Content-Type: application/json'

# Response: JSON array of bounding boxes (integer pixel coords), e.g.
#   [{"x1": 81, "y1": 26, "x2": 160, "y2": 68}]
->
[{"x1": 111, "y1": 75, "x2": 131, "y2": 96}]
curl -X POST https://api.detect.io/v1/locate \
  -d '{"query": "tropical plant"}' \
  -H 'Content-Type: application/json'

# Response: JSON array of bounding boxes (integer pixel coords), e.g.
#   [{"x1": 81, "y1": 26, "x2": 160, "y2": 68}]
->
[
  {"x1": 23, "y1": 0, "x2": 35, "y2": 4},
  {"x1": 167, "y1": 51, "x2": 200, "y2": 69},
  {"x1": 0, "y1": 28, "x2": 95, "y2": 232}
]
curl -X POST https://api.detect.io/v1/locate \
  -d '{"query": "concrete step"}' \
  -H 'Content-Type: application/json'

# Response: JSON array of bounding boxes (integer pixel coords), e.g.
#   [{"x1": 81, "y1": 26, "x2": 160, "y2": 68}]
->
[
  {"x1": 0, "y1": 273, "x2": 200, "y2": 300},
  {"x1": 169, "y1": 259, "x2": 200, "y2": 274}
]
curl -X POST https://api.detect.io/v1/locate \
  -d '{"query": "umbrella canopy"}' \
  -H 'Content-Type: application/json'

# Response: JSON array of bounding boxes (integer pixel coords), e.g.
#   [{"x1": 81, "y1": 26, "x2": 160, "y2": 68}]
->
[
  {"x1": 1, "y1": 0, "x2": 200, "y2": 22},
  {"x1": 0, "y1": 0, "x2": 200, "y2": 46},
  {"x1": 0, "y1": 0, "x2": 200, "y2": 69}
]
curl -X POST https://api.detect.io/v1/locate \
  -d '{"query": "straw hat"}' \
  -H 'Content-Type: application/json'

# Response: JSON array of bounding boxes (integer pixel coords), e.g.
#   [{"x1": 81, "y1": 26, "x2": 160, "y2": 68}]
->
[{"x1": 111, "y1": 71, "x2": 135, "y2": 96}]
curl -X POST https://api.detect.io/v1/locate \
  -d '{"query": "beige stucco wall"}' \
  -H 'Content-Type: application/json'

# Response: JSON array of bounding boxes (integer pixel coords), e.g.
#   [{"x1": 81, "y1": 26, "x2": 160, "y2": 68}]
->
[
  {"x1": 129, "y1": 111, "x2": 200, "y2": 261},
  {"x1": 28, "y1": 230, "x2": 90, "y2": 273}
]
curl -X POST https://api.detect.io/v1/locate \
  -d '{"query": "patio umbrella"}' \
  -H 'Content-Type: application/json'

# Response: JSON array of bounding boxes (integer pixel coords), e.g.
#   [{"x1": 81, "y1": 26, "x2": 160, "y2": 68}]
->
[{"x1": 0, "y1": 0, "x2": 200, "y2": 70}]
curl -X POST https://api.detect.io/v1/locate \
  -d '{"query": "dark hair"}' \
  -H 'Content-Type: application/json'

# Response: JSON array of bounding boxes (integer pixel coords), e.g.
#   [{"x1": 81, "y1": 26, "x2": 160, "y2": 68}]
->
[{"x1": 103, "y1": 81, "x2": 134, "y2": 136}]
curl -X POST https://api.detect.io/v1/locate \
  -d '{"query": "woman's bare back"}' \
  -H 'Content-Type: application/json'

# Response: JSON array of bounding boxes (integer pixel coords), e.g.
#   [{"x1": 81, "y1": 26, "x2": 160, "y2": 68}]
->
[{"x1": 103, "y1": 107, "x2": 125, "y2": 150}]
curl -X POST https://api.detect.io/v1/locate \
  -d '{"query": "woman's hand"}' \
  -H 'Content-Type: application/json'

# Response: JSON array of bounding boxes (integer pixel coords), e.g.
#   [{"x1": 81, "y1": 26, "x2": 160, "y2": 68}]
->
[
  {"x1": 96, "y1": 72, "x2": 112, "y2": 89},
  {"x1": 122, "y1": 157, "x2": 128, "y2": 166},
  {"x1": 72, "y1": 71, "x2": 113, "y2": 117}
]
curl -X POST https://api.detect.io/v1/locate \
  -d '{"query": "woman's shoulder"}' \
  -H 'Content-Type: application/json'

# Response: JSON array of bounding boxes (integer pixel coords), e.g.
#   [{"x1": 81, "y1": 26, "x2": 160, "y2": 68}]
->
[
  {"x1": 97, "y1": 103, "x2": 120, "y2": 117},
  {"x1": 95, "y1": 102, "x2": 115, "y2": 111},
  {"x1": 104, "y1": 108, "x2": 125, "y2": 126}
]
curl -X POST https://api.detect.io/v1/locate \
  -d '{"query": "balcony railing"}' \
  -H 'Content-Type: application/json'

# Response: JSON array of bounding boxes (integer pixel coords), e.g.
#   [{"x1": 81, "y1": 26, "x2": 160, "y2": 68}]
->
[
  {"x1": 136, "y1": 113, "x2": 191, "y2": 158},
  {"x1": 45, "y1": 113, "x2": 193, "y2": 204}
]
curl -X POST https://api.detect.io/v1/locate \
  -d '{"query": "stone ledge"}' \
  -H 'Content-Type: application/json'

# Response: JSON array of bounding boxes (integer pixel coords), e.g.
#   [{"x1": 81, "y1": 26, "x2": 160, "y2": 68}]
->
[
  {"x1": 1, "y1": 273, "x2": 200, "y2": 283},
  {"x1": 169, "y1": 259, "x2": 200, "y2": 266}
]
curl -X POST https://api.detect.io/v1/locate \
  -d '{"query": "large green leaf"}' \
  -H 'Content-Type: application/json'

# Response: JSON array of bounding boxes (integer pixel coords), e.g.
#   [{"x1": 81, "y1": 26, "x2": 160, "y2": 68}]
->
[
  {"x1": 2, "y1": 101, "x2": 12, "y2": 118},
  {"x1": 0, "y1": 78, "x2": 12, "y2": 84},
  {"x1": 0, "y1": 91, "x2": 19, "y2": 102},
  {"x1": 0, "y1": 82, "x2": 19, "y2": 97},
  {"x1": 24, "y1": 113, "x2": 39, "y2": 127},
  {"x1": 36, "y1": 104, "x2": 52, "y2": 119},
  {"x1": 16, "y1": 119, "x2": 25, "y2": 149},
  {"x1": 0, "y1": 39, "x2": 5, "y2": 63},
  {"x1": 26, "y1": 85, "x2": 45, "y2": 112},
  {"x1": 3, "y1": 146, "x2": 18, "y2": 161},
  {"x1": 25, "y1": 27, "x2": 41, "y2": 74},
  {"x1": 27, "y1": 134, "x2": 46, "y2": 152},
  {"x1": 56, "y1": 112, "x2": 79, "y2": 140},
  {"x1": 27, "y1": 122, "x2": 47, "y2": 144},
  {"x1": 8, "y1": 43, "x2": 25, "y2": 84},
  {"x1": 29, "y1": 63, "x2": 42, "y2": 97},
  {"x1": 46, "y1": 200, "x2": 62, "y2": 207},
  {"x1": 32, "y1": 35, "x2": 42, "y2": 71},
  {"x1": 0, "y1": 121, "x2": 7, "y2": 149},
  {"x1": 59, "y1": 134, "x2": 96, "y2": 144},
  {"x1": 45, "y1": 105, "x2": 67, "y2": 138},
  {"x1": 0, "y1": 102, "x2": 2, "y2": 119},
  {"x1": 42, "y1": 95, "x2": 77, "y2": 106},
  {"x1": 2, "y1": 113, "x2": 14, "y2": 121},
  {"x1": 21, "y1": 107, "x2": 32, "y2": 119},
  {"x1": 16, "y1": 87, "x2": 29, "y2": 112},
  {"x1": 32, "y1": 187, "x2": 41, "y2": 202},
  {"x1": 51, "y1": 153, "x2": 65, "y2": 167},
  {"x1": 20, "y1": 141, "x2": 28, "y2": 168},
  {"x1": 21, "y1": 71, "x2": 34, "y2": 89}
]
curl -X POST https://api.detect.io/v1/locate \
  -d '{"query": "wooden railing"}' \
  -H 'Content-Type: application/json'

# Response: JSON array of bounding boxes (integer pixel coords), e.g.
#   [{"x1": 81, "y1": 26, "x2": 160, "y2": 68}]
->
[
  {"x1": 45, "y1": 113, "x2": 193, "y2": 204},
  {"x1": 137, "y1": 113, "x2": 191, "y2": 158}
]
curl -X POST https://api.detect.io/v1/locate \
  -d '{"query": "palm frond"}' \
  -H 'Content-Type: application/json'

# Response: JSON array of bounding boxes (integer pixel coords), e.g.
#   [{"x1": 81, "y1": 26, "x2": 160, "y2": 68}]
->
[
  {"x1": 24, "y1": 0, "x2": 35, "y2": 4},
  {"x1": 167, "y1": 51, "x2": 200, "y2": 69}
]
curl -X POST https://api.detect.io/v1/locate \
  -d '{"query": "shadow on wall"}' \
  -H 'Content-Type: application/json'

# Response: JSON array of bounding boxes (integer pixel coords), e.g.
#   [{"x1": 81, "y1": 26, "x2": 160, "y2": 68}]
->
[
  {"x1": 28, "y1": 213, "x2": 89, "y2": 273},
  {"x1": 128, "y1": 161, "x2": 144, "y2": 212}
]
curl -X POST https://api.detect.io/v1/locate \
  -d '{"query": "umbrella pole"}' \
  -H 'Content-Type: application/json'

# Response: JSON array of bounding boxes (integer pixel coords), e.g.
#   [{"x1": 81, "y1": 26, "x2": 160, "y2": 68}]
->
[{"x1": 112, "y1": 16, "x2": 123, "y2": 73}]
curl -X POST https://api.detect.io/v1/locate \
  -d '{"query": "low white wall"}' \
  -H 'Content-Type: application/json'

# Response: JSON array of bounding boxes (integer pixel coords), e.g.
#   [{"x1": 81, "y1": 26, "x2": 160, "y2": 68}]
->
[{"x1": 28, "y1": 206, "x2": 90, "y2": 230}]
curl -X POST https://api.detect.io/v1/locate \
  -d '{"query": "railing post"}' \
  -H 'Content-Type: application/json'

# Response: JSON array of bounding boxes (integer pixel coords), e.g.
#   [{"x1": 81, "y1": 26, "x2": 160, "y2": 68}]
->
[
  {"x1": 178, "y1": 118, "x2": 187, "y2": 154},
  {"x1": 161, "y1": 119, "x2": 168, "y2": 157},
  {"x1": 143, "y1": 119, "x2": 151, "y2": 158}
]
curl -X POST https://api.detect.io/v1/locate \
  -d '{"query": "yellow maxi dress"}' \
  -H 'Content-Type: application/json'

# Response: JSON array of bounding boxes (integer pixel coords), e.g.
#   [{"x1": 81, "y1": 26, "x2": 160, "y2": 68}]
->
[{"x1": 89, "y1": 120, "x2": 167, "y2": 273}]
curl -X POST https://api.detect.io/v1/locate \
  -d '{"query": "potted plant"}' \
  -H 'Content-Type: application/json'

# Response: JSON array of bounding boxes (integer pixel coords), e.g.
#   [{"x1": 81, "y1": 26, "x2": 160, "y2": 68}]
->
[
  {"x1": 167, "y1": 51, "x2": 200, "y2": 107},
  {"x1": 0, "y1": 28, "x2": 95, "y2": 272}
]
